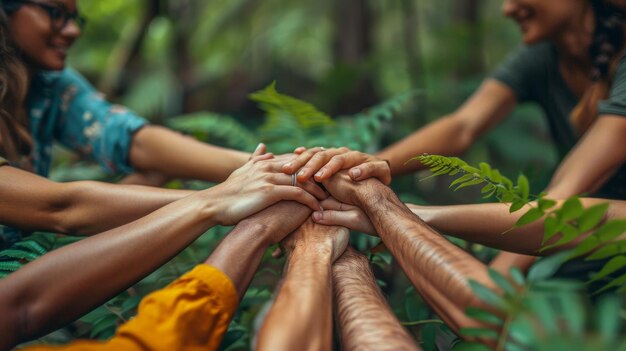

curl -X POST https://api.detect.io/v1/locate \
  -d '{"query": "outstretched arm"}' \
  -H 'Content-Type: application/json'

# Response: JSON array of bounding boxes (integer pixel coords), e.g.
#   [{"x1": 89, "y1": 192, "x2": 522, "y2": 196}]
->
[
  {"x1": 129, "y1": 125, "x2": 250, "y2": 182},
  {"x1": 333, "y1": 247, "x2": 420, "y2": 351},
  {"x1": 322, "y1": 175, "x2": 498, "y2": 337},
  {"x1": 378, "y1": 80, "x2": 516, "y2": 176},
  {"x1": 256, "y1": 220, "x2": 349, "y2": 351},
  {"x1": 0, "y1": 164, "x2": 191, "y2": 236},
  {"x1": 19, "y1": 202, "x2": 312, "y2": 351},
  {"x1": 0, "y1": 156, "x2": 320, "y2": 350}
]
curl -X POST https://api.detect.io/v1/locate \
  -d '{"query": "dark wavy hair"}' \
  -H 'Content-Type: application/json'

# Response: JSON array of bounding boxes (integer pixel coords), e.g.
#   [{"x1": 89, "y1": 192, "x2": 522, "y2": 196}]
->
[
  {"x1": 0, "y1": 5, "x2": 32, "y2": 168},
  {"x1": 570, "y1": 0, "x2": 626, "y2": 134}
]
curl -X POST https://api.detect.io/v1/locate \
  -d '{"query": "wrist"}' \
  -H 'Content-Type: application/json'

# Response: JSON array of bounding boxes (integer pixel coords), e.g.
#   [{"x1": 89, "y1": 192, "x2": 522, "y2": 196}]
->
[
  {"x1": 353, "y1": 179, "x2": 394, "y2": 209},
  {"x1": 290, "y1": 241, "x2": 333, "y2": 264}
]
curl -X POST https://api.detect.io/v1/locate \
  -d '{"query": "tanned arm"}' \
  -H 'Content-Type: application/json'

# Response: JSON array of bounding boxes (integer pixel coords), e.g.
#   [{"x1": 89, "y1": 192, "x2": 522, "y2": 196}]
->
[
  {"x1": 256, "y1": 220, "x2": 349, "y2": 351},
  {"x1": 0, "y1": 165, "x2": 192, "y2": 236},
  {"x1": 333, "y1": 247, "x2": 420, "y2": 351},
  {"x1": 129, "y1": 125, "x2": 250, "y2": 183},
  {"x1": 322, "y1": 175, "x2": 498, "y2": 336}
]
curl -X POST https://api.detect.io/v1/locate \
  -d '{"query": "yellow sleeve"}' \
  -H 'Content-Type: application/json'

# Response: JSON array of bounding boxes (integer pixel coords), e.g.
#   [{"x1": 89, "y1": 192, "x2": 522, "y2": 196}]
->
[{"x1": 21, "y1": 265, "x2": 238, "y2": 351}]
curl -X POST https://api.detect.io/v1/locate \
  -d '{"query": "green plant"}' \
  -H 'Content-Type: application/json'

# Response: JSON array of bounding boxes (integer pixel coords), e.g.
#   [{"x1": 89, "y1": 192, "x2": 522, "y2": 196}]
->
[
  {"x1": 416, "y1": 154, "x2": 626, "y2": 293},
  {"x1": 417, "y1": 155, "x2": 626, "y2": 350}
]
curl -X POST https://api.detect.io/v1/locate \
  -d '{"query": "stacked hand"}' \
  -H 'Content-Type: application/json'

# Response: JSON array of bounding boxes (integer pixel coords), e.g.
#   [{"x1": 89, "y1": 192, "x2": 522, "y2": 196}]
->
[{"x1": 282, "y1": 146, "x2": 391, "y2": 185}]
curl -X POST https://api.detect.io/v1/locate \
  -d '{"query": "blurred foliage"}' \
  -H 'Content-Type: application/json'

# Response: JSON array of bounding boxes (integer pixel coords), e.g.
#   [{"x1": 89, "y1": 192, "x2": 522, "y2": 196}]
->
[{"x1": 14, "y1": 0, "x2": 597, "y2": 349}]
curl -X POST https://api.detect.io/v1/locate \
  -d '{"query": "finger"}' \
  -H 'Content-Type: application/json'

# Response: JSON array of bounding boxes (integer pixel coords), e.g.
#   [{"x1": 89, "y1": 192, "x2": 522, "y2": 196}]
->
[
  {"x1": 296, "y1": 149, "x2": 349, "y2": 182},
  {"x1": 252, "y1": 143, "x2": 267, "y2": 158},
  {"x1": 300, "y1": 180, "x2": 328, "y2": 200},
  {"x1": 293, "y1": 146, "x2": 307, "y2": 154},
  {"x1": 271, "y1": 247, "x2": 284, "y2": 258},
  {"x1": 349, "y1": 161, "x2": 392, "y2": 185},
  {"x1": 281, "y1": 147, "x2": 327, "y2": 175},
  {"x1": 314, "y1": 152, "x2": 365, "y2": 182},
  {"x1": 273, "y1": 186, "x2": 322, "y2": 211},
  {"x1": 320, "y1": 198, "x2": 357, "y2": 211},
  {"x1": 311, "y1": 210, "x2": 374, "y2": 234},
  {"x1": 251, "y1": 153, "x2": 274, "y2": 163}
]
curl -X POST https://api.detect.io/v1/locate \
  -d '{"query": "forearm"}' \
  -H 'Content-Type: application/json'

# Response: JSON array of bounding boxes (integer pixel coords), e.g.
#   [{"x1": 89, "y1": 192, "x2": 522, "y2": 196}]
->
[
  {"x1": 357, "y1": 183, "x2": 495, "y2": 334},
  {"x1": 129, "y1": 125, "x2": 249, "y2": 182},
  {"x1": 0, "y1": 166, "x2": 192, "y2": 236},
  {"x1": 377, "y1": 115, "x2": 473, "y2": 175},
  {"x1": 257, "y1": 245, "x2": 333, "y2": 351},
  {"x1": 204, "y1": 222, "x2": 270, "y2": 299},
  {"x1": 55, "y1": 181, "x2": 193, "y2": 235},
  {"x1": 333, "y1": 248, "x2": 418, "y2": 351},
  {"x1": 0, "y1": 191, "x2": 218, "y2": 349}
]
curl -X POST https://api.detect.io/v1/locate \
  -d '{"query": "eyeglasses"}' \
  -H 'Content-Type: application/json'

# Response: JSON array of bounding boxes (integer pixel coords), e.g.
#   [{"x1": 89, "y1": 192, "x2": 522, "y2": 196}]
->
[{"x1": 19, "y1": 0, "x2": 86, "y2": 32}]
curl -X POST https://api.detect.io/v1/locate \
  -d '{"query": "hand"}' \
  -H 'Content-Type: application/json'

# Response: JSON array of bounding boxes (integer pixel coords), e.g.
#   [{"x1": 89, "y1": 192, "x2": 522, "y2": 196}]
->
[
  {"x1": 239, "y1": 201, "x2": 312, "y2": 245},
  {"x1": 312, "y1": 198, "x2": 377, "y2": 235},
  {"x1": 282, "y1": 147, "x2": 391, "y2": 185},
  {"x1": 320, "y1": 170, "x2": 384, "y2": 207},
  {"x1": 281, "y1": 218, "x2": 350, "y2": 263},
  {"x1": 207, "y1": 155, "x2": 326, "y2": 226}
]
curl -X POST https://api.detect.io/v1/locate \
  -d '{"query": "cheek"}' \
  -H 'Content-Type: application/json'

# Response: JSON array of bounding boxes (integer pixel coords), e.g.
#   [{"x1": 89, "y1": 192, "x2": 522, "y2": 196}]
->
[{"x1": 8, "y1": 12, "x2": 52, "y2": 61}]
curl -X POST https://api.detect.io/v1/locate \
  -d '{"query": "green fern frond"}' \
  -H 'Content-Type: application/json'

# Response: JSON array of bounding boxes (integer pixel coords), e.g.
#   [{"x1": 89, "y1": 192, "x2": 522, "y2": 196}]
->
[
  {"x1": 0, "y1": 249, "x2": 41, "y2": 261},
  {"x1": 0, "y1": 261, "x2": 23, "y2": 273},
  {"x1": 167, "y1": 112, "x2": 258, "y2": 151},
  {"x1": 251, "y1": 82, "x2": 335, "y2": 130},
  {"x1": 12, "y1": 240, "x2": 48, "y2": 256}
]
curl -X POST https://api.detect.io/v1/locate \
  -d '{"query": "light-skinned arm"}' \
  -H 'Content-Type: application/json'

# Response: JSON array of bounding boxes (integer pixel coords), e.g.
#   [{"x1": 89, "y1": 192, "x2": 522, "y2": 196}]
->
[
  {"x1": 256, "y1": 219, "x2": 349, "y2": 351},
  {"x1": 129, "y1": 125, "x2": 250, "y2": 183},
  {"x1": 333, "y1": 247, "x2": 420, "y2": 351},
  {"x1": 0, "y1": 156, "x2": 320, "y2": 350},
  {"x1": 0, "y1": 164, "x2": 192, "y2": 236},
  {"x1": 279, "y1": 80, "x2": 516, "y2": 181},
  {"x1": 491, "y1": 114, "x2": 626, "y2": 272}
]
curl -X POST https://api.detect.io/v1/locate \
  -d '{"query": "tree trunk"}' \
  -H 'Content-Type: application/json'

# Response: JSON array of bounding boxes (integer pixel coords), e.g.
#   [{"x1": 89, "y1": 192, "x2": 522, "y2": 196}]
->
[{"x1": 332, "y1": 0, "x2": 378, "y2": 115}]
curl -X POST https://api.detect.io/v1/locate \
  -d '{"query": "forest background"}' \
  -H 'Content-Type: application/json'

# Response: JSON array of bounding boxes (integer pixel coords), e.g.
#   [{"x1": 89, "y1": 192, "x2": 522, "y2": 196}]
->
[{"x1": 22, "y1": 0, "x2": 589, "y2": 349}]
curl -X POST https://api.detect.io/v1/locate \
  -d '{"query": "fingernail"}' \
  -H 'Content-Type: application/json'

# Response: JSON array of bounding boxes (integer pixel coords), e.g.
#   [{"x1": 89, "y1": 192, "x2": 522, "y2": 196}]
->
[
  {"x1": 315, "y1": 170, "x2": 324, "y2": 178},
  {"x1": 298, "y1": 170, "x2": 306, "y2": 177},
  {"x1": 255, "y1": 143, "x2": 262, "y2": 152},
  {"x1": 313, "y1": 211, "x2": 323, "y2": 220},
  {"x1": 285, "y1": 162, "x2": 293, "y2": 168},
  {"x1": 350, "y1": 168, "x2": 361, "y2": 178}
]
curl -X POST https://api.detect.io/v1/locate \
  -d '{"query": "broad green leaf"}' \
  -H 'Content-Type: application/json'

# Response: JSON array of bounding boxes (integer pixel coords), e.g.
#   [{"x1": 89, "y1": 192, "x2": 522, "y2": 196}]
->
[
  {"x1": 586, "y1": 239, "x2": 626, "y2": 260},
  {"x1": 526, "y1": 294, "x2": 558, "y2": 334},
  {"x1": 468, "y1": 280, "x2": 504, "y2": 308},
  {"x1": 594, "y1": 273, "x2": 626, "y2": 294},
  {"x1": 595, "y1": 220, "x2": 626, "y2": 241},
  {"x1": 541, "y1": 224, "x2": 581, "y2": 252},
  {"x1": 509, "y1": 267, "x2": 526, "y2": 285},
  {"x1": 578, "y1": 203, "x2": 610, "y2": 232},
  {"x1": 537, "y1": 198, "x2": 557, "y2": 211},
  {"x1": 567, "y1": 236, "x2": 600, "y2": 259},
  {"x1": 515, "y1": 208, "x2": 544, "y2": 227},
  {"x1": 488, "y1": 268, "x2": 516, "y2": 295},
  {"x1": 465, "y1": 306, "x2": 503, "y2": 325},
  {"x1": 527, "y1": 251, "x2": 569, "y2": 282},
  {"x1": 517, "y1": 174, "x2": 530, "y2": 201},
  {"x1": 558, "y1": 197, "x2": 583, "y2": 222},
  {"x1": 509, "y1": 199, "x2": 526, "y2": 213},
  {"x1": 543, "y1": 215, "x2": 564, "y2": 242},
  {"x1": 588, "y1": 255, "x2": 626, "y2": 282},
  {"x1": 596, "y1": 295, "x2": 621, "y2": 341}
]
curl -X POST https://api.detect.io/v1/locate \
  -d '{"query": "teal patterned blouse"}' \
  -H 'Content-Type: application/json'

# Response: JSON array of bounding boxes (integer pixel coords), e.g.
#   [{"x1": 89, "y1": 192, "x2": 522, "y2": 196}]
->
[
  {"x1": 0, "y1": 68, "x2": 147, "y2": 249},
  {"x1": 28, "y1": 67, "x2": 147, "y2": 177}
]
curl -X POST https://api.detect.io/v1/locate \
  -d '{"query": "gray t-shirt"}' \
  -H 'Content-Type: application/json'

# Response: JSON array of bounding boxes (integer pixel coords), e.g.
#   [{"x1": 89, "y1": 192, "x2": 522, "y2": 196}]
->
[{"x1": 492, "y1": 42, "x2": 626, "y2": 199}]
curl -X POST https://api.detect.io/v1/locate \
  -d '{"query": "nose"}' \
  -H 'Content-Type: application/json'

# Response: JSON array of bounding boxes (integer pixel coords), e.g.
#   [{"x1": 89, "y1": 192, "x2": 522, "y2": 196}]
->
[
  {"x1": 59, "y1": 20, "x2": 81, "y2": 42},
  {"x1": 501, "y1": 0, "x2": 516, "y2": 18}
]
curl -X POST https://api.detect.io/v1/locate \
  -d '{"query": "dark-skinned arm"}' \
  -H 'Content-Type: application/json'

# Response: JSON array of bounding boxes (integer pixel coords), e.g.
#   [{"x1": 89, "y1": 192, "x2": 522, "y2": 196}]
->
[
  {"x1": 333, "y1": 247, "x2": 420, "y2": 351},
  {"x1": 256, "y1": 220, "x2": 349, "y2": 351}
]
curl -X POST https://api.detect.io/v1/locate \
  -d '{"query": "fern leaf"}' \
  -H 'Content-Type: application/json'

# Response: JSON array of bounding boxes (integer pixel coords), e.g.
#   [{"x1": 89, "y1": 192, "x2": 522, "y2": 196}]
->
[{"x1": 0, "y1": 249, "x2": 41, "y2": 261}]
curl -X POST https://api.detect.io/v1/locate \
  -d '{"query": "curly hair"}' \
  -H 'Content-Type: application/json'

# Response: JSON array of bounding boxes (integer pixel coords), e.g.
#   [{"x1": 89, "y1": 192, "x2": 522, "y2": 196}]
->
[
  {"x1": 570, "y1": 0, "x2": 626, "y2": 134},
  {"x1": 0, "y1": 6, "x2": 32, "y2": 168}
]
